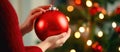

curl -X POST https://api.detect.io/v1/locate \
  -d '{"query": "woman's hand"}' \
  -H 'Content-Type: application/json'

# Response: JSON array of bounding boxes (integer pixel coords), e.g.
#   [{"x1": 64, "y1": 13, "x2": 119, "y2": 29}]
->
[
  {"x1": 20, "y1": 5, "x2": 50, "y2": 35},
  {"x1": 36, "y1": 28, "x2": 71, "y2": 52}
]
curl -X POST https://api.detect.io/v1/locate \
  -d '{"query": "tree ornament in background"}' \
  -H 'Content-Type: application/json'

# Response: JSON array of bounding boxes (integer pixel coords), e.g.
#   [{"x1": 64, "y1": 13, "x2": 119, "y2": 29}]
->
[
  {"x1": 115, "y1": 6, "x2": 120, "y2": 14},
  {"x1": 115, "y1": 26, "x2": 120, "y2": 33},
  {"x1": 74, "y1": 0, "x2": 82, "y2": 5},
  {"x1": 89, "y1": 3, "x2": 106, "y2": 16},
  {"x1": 92, "y1": 42, "x2": 103, "y2": 52},
  {"x1": 34, "y1": 6, "x2": 69, "y2": 41}
]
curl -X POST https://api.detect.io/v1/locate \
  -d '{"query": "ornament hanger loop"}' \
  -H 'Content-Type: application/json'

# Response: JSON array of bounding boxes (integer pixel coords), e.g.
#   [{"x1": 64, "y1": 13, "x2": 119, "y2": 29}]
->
[{"x1": 49, "y1": 0, "x2": 58, "y2": 10}]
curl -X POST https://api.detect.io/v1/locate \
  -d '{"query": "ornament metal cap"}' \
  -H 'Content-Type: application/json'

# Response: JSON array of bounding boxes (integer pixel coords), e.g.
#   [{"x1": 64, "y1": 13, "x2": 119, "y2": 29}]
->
[{"x1": 49, "y1": 5, "x2": 57, "y2": 10}]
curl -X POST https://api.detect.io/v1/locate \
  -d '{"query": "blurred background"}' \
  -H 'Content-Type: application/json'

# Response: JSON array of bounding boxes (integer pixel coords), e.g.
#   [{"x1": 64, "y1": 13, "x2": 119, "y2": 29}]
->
[{"x1": 10, "y1": 0, "x2": 120, "y2": 52}]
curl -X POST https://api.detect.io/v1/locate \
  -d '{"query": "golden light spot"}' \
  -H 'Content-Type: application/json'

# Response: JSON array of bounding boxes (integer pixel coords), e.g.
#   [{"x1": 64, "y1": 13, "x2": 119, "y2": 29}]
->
[
  {"x1": 98, "y1": 31, "x2": 103, "y2": 38},
  {"x1": 70, "y1": 49, "x2": 76, "y2": 52},
  {"x1": 86, "y1": 0, "x2": 92, "y2": 7},
  {"x1": 67, "y1": 5, "x2": 74, "y2": 12},
  {"x1": 87, "y1": 40, "x2": 92, "y2": 46},
  {"x1": 74, "y1": 31, "x2": 81, "y2": 39}
]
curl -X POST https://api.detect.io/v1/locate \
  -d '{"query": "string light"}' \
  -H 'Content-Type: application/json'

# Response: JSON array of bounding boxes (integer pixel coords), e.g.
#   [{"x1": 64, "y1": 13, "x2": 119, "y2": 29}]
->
[
  {"x1": 112, "y1": 22, "x2": 117, "y2": 28},
  {"x1": 119, "y1": 46, "x2": 120, "y2": 52},
  {"x1": 97, "y1": 31, "x2": 103, "y2": 38},
  {"x1": 75, "y1": 0, "x2": 81, "y2": 5},
  {"x1": 101, "y1": 9, "x2": 107, "y2": 15},
  {"x1": 70, "y1": 49, "x2": 76, "y2": 52},
  {"x1": 86, "y1": 27, "x2": 89, "y2": 32},
  {"x1": 74, "y1": 31, "x2": 81, "y2": 39},
  {"x1": 86, "y1": 0, "x2": 92, "y2": 7},
  {"x1": 87, "y1": 40, "x2": 92, "y2": 46},
  {"x1": 99, "y1": 13, "x2": 104, "y2": 19},
  {"x1": 67, "y1": 5, "x2": 74, "y2": 12},
  {"x1": 66, "y1": 16, "x2": 70, "y2": 22},
  {"x1": 79, "y1": 27, "x2": 85, "y2": 33}
]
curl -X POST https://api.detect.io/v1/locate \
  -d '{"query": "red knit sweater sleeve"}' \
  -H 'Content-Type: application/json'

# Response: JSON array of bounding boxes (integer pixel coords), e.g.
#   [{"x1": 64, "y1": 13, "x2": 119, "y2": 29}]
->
[
  {"x1": 0, "y1": 0, "x2": 42, "y2": 52},
  {"x1": 25, "y1": 46, "x2": 43, "y2": 52}
]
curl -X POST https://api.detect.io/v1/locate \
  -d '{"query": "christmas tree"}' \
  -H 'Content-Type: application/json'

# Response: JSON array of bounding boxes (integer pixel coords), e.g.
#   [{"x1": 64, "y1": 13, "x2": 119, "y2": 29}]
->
[{"x1": 47, "y1": 0, "x2": 120, "y2": 52}]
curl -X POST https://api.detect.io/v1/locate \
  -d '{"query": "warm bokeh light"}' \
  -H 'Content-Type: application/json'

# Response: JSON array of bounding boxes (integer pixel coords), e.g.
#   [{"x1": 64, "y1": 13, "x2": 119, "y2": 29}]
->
[
  {"x1": 79, "y1": 27, "x2": 85, "y2": 33},
  {"x1": 87, "y1": 40, "x2": 92, "y2": 46},
  {"x1": 92, "y1": 42, "x2": 99, "y2": 49},
  {"x1": 66, "y1": 16, "x2": 70, "y2": 22},
  {"x1": 75, "y1": 0, "x2": 81, "y2": 5},
  {"x1": 112, "y1": 22, "x2": 117, "y2": 28},
  {"x1": 119, "y1": 46, "x2": 120, "y2": 52},
  {"x1": 86, "y1": 0, "x2": 92, "y2": 7},
  {"x1": 70, "y1": 49, "x2": 76, "y2": 52},
  {"x1": 101, "y1": 9, "x2": 107, "y2": 14},
  {"x1": 93, "y1": 2, "x2": 99, "y2": 7},
  {"x1": 98, "y1": 31, "x2": 103, "y2": 38},
  {"x1": 67, "y1": 5, "x2": 74, "y2": 12},
  {"x1": 99, "y1": 13, "x2": 104, "y2": 19},
  {"x1": 74, "y1": 31, "x2": 81, "y2": 39}
]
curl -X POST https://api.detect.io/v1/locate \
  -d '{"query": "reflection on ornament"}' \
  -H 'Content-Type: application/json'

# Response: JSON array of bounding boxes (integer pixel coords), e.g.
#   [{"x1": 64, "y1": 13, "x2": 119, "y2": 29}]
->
[
  {"x1": 74, "y1": 31, "x2": 81, "y2": 39},
  {"x1": 70, "y1": 49, "x2": 76, "y2": 52},
  {"x1": 86, "y1": 0, "x2": 92, "y2": 7},
  {"x1": 97, "y1": 31, "x2": 103, "y2": 38},
  {"x1": 99, "y1": 13, "x2": 104, "y2": 19},
  {"x1": 79, "y1": 27, "x2": 85, "y2": 33},
  {"x1": 67, "y1": 5, "x2": 74, "y2": 12},
  {"x1": 66, "y1": 16, "x2": 70, "y2": 22},
  {"x1": 87, "y1": 40, "x2": 92, "y2": 46},
  {"x1": 112, "y1": 22, "x2": 117, "y2": 28}
]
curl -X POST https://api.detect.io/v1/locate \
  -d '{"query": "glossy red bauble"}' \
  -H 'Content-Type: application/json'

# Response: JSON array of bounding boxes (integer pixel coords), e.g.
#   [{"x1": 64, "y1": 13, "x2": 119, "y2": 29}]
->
[
  {"x1": 92, "y1": 42, "x2": 102, "y2": 52},
  {"x1": 115, "y1": 6, "x2": 120, "y2": 14},
  {"x1": 115, "y1": 26, "x2": 120, "y2": 33},
  {"x1": 34, "y1": 10, "x2": 69, "y2": 41},
  {"x1": 89, "y1": 6, "x2": 102, "y2": 16}
]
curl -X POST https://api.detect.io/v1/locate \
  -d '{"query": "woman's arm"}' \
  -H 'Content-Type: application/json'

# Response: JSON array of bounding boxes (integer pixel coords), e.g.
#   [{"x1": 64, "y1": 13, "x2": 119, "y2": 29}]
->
[{"x1": 20, "y1": 5, "x2": 71, "y2": 52}]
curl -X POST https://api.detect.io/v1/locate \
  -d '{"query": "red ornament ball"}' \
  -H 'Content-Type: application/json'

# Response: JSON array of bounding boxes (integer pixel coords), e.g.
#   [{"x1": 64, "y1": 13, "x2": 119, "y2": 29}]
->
[
  {"x1": 34, "y1": 10, "x2": 69, "y2": 41},
  {"x1": 89, "y1": 3, "x2": 104, "y2": 16},
  {"x1": 115, "y1": 6, "x2": 120, "y2": 14},
  {"x1": 92, "y1": 42, "x2": 102, "y2": 52},
  {"x1": 115, "y1": 26, "x2": 120, "y2": 33},
  {"x1": 89, "y1": 6, "x2": 102, "y2": 16}
]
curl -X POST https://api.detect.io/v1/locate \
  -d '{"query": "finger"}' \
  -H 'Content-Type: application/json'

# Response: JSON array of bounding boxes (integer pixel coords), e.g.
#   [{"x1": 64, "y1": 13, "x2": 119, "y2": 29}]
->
[
  {"x1": 55, "y1": 39, "x2": 64, "y2": 47},
  {"x1": 59, "y1": 44, "x2": 63, "y2": 47},
  {"x1": 57, "y1": 28, "x2": 71, "y2": 43},
  {"x1": 67, "y1": 28, "x2": 71, "y2": 35},
  {"x1": 31, "y1": 12, "x2": 42, "y2": 21},
  {"x1": 37, "y1": 5, "x2": 51, "y2": 10},
  {"x1": 54, "y1": 32, "x2": 67, "y2": 40},
  {"x1": 30, "y1": 8, "x2": 45, "y2": 15},
  {"x1": 30, "y1": 5, "x2": 51, "y2": 15},
  {"x1": 65, "y1": 28, "x2": 71, "y2": 39},
  {"x1": 61, "y1": 28, "x2": 71, "y2": 41}
]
